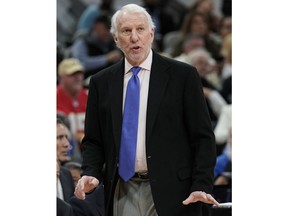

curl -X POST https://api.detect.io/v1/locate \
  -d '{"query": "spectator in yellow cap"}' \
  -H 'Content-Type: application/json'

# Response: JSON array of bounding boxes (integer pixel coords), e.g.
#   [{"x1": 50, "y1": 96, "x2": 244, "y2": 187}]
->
[{"x1": 57, "y1": 58, "x2": 87, "y2": 163}]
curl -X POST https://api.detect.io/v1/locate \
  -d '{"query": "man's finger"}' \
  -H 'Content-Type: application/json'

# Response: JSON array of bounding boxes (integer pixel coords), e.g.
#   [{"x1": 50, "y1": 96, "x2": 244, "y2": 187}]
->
[
  {"x1": 74, "y1": 187, "x2": 86, "y2": 200},
  {"x1": 207, "y1": 194, "x2": 220, "y2": 206},
  {"x1": 74, "y1": 178, "x2": 87, "y2": 200},
  {"x1": 182, "y1": 194, "x2": 195, "y2": 205}
]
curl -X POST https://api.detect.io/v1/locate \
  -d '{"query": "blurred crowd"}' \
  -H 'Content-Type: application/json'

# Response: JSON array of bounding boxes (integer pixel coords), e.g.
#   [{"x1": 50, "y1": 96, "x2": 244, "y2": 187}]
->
[{"x1": 56, "y1": 0, "x2": 232, "y2": 215}]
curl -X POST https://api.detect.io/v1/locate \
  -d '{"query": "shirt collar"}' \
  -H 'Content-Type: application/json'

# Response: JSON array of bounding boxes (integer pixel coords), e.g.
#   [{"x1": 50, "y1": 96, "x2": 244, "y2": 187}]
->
[{"x1": 124, "y1": 49, "x2": 153, "y2": 74}]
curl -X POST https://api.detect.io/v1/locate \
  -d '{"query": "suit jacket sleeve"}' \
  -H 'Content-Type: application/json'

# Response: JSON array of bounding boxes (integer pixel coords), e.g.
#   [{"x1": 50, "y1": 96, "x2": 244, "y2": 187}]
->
[
  {"x1": 183, "y1": 69, "x2": 216, "y2": 194},
  {"x1": 81, "y1": 77, "x2": 105, "y2": 181}
]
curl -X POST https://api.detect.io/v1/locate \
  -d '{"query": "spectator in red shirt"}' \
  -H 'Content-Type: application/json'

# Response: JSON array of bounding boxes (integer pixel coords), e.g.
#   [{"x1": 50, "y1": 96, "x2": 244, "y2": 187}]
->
[{"x1": 57, "y1": 58, "x2": 88, "y2": 146}]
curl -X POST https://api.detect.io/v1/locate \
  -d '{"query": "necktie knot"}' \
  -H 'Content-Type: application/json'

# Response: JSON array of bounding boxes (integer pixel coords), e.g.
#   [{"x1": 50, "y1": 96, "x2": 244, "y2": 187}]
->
[{"x1": 132, "y1": 66, "x2": 141, "y2": 76}]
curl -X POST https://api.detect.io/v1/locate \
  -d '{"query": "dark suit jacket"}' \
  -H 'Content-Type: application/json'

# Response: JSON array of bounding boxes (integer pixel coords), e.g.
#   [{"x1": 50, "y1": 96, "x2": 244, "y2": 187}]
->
[
  {"x1": 81, "y1": 51, "x2": 216, "y2": 216},
  {"x1": 60, "y1": 166, "x2": 75, "y2": 202}
]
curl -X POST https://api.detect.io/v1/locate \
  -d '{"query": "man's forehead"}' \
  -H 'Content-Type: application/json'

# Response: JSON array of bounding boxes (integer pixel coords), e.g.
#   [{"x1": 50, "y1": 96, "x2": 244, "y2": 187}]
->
[{"x1": 119, "y1": 12, "x2": 147, "y2": 25}]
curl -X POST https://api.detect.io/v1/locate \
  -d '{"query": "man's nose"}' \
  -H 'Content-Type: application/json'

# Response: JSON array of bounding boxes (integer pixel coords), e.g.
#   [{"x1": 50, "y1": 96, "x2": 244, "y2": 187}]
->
[
  {"x1": 130, "y1": 30, "x2": 139, "y2": 42},
  {"x1": 63, "y1": 138, "x2": 71, "y2": 148}
]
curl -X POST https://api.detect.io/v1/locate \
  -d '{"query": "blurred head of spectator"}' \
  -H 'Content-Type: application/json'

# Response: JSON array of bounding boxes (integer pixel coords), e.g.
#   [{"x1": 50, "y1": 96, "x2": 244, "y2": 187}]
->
[
  {"x1": 181, "y1": 12, "x2": 210, "y2": 38},
  {"x1": 191, "y1": 0, "x2": 221, "y2": 33},
  {"x1": 182, "y1": 33, "x2": 205, "y2": 55},
  {"x1": 174, "y1": 33, "x2": 205, "y2": 65},
  {"x1": 187, "y1": 48, "x2": 215, "y2": 78},
  {"x1": 90, "y1": 13, "x2": 113, "y2": 43},
  {"x1": 58, "y1": 58, "x2": 84, "y2": 98},
  {"x1": 193, "y1": 0, "x2": 214, "y2": 15},
  {"x1": 64, "y1": 161, "x2": 82, "y2": 187},
  {"x1": 219, "y1": 16, "x2": 232, "y2": 39},
  {"x1": 71, "y1": 12, "x2": 123, "y2": 80},
  {"x1": 173, "y1": 11, "x2": 221, "y2": 59}
]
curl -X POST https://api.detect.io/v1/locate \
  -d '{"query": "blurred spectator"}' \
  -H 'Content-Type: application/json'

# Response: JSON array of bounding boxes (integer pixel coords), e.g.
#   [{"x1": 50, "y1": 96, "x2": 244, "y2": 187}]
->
[
  {"x1": 57, "y1": 113, "x2": 82, "y2": 163},
  {"x1": 57, "y1": 58, "x2": 87, "y2": 145},
  {"x1": 57, "y1": 120, "x2": 75, "y2": 203},
  {"x1": 64, "y1": 161, "x2": 83, "y2": 187},
  {"x1": 57, "y1": 0, "x2": 87, "y2": 47},
  {"x1": 219, "y1": 16, "x2": 232, "y2": 40},
  {"x1": 214, "y1": 104, "x2": 232, "y2": 145},
  {"x1": 174, "y1": 33, "x2": 205, "y2": 62},
  {"x1": 166, "y1": 11, "x2": 221, "y2": 59},
  {"x1": 214, "y1": 126, "x2": 232, "y2": 185},
  {"x1": 75, "y1": 4, "x2": 101, "y2": 39},
  {"x1": 190, "y1": 0, "x2": 222, "y2": 34},
  {"x1": 71, "y1": 12, "x2": 123, "y2": 80},
  {"x1": 57, "y1": 160, "x2": 74, "y2": 216},
  {"x1": 74, "y1": 1, "x2": 114, "y2": 40},
  {"x1": 186, "y1": 48, "x2": 227, "y2": 128}
]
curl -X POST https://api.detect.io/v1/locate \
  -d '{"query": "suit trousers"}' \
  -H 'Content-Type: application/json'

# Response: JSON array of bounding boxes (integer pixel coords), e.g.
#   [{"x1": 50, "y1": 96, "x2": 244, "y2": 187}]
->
[{"x1": 113, "y1": 178, "x2": 158, "y2": 216}]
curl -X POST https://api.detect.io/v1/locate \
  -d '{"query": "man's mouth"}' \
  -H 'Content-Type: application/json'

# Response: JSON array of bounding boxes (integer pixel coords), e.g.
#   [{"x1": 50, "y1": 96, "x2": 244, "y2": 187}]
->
[{"x1": 132, "y1": 46, "x2": 140, "y2": 51}]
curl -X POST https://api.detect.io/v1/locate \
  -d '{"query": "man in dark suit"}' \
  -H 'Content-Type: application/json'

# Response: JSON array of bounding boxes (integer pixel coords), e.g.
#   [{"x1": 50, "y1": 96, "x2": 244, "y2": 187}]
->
[
  {"x1": 57, "y1": 119, "x2": 75, "y2": 202},
  {"x1": 74, "y1": 4, "x2": 219, "y2": 216}
]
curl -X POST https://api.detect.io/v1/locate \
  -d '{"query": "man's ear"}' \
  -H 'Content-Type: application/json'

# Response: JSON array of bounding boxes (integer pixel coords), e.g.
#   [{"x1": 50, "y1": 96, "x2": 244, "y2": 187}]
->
[
  {"x1": 113, "y1": 35, "x2": 118, "y2": 44},
  {"x1": 150, "y1": 28, "x2": 155, "y2": 41}
]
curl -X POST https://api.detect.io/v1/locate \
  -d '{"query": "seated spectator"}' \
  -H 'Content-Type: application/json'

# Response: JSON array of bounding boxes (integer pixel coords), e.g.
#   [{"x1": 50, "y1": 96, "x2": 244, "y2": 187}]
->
[
  {"x1": 57, "y1": 112, "x2": 81, "y2": 163},
  {"x1": 74, "y1": 4, "x2": 101, "y2": 39},
  {"x1": 166, "y1": 11, "x2": 221, "y2": 59},
  {"x1": 189, "y1": 0, "x2": 222, "y2": 34},
  {"x1": 184, "y1": 48, "x2": 227, "y2": 127},
  {"x1": 57, "y1": 58, "x2": 87, "y2": 146},
  {"x1": 174, "y1": 33, "x2": 205, "y2": 63},
  {"x1": 57, "y1": 160, "x2": 74, "y2": 216},
  {"x1": 214, "y1": 103, "x2": 232, "y2": 146},
  {"x1": 71, "y1": 12, "x2": 123, "y2": 80},
  {"x1": 214, "y1": 127, "x2": 232, "y2": 184},
  {"x1": 57, "y1": 119, "x2": 72, "y2": 164},
  {"x1": 57, "y1": 120, "x2": 75, "y2": 202},
  {"x1": 64, "y1": 161, "x2": 83, "y2": 187}
]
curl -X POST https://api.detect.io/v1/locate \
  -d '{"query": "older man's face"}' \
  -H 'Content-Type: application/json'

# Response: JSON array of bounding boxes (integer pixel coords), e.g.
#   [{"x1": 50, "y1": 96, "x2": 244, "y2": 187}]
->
[{"x1": 113, "y1": 12, "x2": 154, "y2": 66}]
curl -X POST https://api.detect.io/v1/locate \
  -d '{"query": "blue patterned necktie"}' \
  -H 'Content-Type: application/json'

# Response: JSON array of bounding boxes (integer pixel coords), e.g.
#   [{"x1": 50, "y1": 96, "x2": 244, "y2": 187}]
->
[{"x1": 119, "y1": 66, "x2": 141, "y2": 182}]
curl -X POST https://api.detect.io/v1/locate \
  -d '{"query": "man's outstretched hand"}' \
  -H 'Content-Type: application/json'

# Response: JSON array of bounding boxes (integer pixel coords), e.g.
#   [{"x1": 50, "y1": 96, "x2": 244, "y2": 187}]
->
[
  {"x1": 183, "y1": 191, "x2": 220, "y2": 206},
  {"x1": 74, "y1": 175, "x2": 99, "y2": 200}
]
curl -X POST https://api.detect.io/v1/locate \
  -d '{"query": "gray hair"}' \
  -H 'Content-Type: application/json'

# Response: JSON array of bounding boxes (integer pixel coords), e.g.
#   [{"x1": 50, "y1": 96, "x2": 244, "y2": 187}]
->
[
  {"x1": 110, "y1": 4, "x2": 155, "y2": 36},
  {"x1": 187, "y1": 48, "x2": 216, "y2": 66}
]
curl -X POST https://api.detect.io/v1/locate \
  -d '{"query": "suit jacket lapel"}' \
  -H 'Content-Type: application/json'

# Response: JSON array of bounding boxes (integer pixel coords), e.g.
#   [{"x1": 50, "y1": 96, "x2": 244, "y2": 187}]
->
[
  {"x1": 108, "y1": 61, "x2": 124, "y2": 154},
  {"x1": 146, "y1": 52, "x2": 170, "y2": 143}
]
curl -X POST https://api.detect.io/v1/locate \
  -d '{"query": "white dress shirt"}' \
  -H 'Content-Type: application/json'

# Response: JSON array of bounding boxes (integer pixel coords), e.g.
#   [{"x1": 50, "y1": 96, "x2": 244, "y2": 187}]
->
[{"x1": 57, "y1": 178, "x2": 64, "y2": 200}]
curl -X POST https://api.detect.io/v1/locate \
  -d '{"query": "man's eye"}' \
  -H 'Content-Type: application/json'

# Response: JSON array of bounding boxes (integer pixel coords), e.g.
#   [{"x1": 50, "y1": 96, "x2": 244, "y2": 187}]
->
[
  {"x1": 137, "y1": 28, "x2": 144, "y2": 32},
  {"x1": 122, "y1": 29, "x2": 131, "y2": 35},
  {"x1": 57, "y1": 135, "x2": 68, "y2": 140}
]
